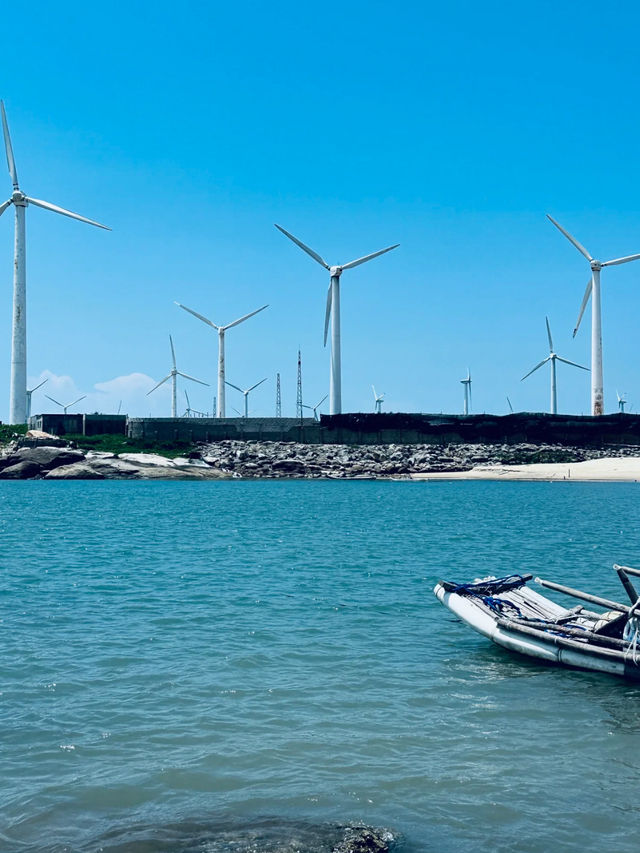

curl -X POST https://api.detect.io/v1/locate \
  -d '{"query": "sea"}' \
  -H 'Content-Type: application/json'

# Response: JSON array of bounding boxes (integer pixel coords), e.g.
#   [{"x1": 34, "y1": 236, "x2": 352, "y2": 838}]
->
[{"x1": 1, "y1": 479, "x2": 640, "y2": 853}]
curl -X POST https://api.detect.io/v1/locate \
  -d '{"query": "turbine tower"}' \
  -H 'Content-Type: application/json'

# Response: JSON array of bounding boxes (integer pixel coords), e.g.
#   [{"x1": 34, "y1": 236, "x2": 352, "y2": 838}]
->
[
  {"x1": 175, "y1": 302, "x2": 267, "y2": 418},
  {"x1": 0, "y1": 101, "x2": 110, "y2": 424},
  {"x1": 372, "y1": 385, "x2": 385, "y2": 413},
  {"x1": 547, "y1": 214, "x2": 640, "y2": 416},
  {"x1": 45, "y1": 394, "x2": 86, "y2": 415},
  {"x1": 225, "y1": 377, "x2": 268, "y2": 418},
  {"x1": 146, "y1": 335, "x2": 208, "y2": 417},
  {"x1": 520, "y1": 317, "x2": 588, "y2": 414},
  {"x1": 26, "y1": 377, "x2": 47, "y2": 420},
  {"x1": 275, "y1": 224, "x2": 398, "y2": 414},
  {"x1": 302, "y1": 394, "x2": 328, "y2": 421},
  {"x1": 460, "y1": 369, "x2": 472, "y2": 415}
]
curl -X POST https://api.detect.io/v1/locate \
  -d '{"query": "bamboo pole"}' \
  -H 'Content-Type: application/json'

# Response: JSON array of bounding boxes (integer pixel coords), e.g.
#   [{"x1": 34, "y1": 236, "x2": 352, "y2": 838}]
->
[{"x1": 534, "y1": 577, "x2": 630, "y2": 613}]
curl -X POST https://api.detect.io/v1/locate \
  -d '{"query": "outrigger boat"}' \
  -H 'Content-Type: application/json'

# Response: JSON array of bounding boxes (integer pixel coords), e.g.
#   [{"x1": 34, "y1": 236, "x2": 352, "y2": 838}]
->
[{"x1": 434, "y1": 565, "x2": 640, "y2": 680}]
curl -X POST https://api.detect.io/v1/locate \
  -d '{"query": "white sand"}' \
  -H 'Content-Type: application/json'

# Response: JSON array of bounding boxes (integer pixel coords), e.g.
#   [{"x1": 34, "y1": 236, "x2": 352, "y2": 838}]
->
[{"x1": 411, "y1": 456, "x2": 640, "y2": 482}]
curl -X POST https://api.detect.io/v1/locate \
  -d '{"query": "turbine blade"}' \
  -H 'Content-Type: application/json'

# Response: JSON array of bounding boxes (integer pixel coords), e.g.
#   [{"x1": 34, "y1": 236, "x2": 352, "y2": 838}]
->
[
  {"x1": 602, "y1": 252, "x2": 640, "y2": 267},
  {"x1": 224, "y1": 381, "x2": 244, "y2": 393},
  {"x1": 146, "y1": 374, "x2": 172, "y2": 395},
  {"x1": 0, "y1": 198, "x2": 13, "y2": 217},
  {"x1": 29, "y1": 378, "x2": 48, "y2": 393},
  {"x1": 69, "y1": 396, "x2": 86, "y2": 408},
  {"x1": 177, "y1": 371, "x2": 209, "y2": 386},
  {"x1": 545, "y1": 316, "x2": 553, "y2": 352},
  {"x1": 546, "y1": 214, "x2": 592, "y2": 261},
  {"x1": 323, "y1": 284, "x2": 331, "y2": 347},
  {"x1": 520, "y1": 357, "x2": 550, "y2": 381},
  {"x1": 184, "y1": 390, "x2": 191, "y2": 406},
  {"x1": 223, "y1": 304, "x2": 268, "y2": 330},
  {"x1": 372, "y1": 385, "x2": 377, "y2": 399},
  {"x1": 45, "y1": 394, "x2": 63, "y2": 407},
  {"x1": 340, "y1": 243, "x2": 399, "y2": 270},
  {"x1": 25, "y1": 196, "x2": 111, "y2": 230},
  {"x1": 247, "y1": 377, "x2": 268, "y2": 393},
  {"x1": 556, "y1": 356, "x2": 589, "y2": 371},
  {"x1": 316, "y1": 394, "x2": 328, "y2": 407},
  {"x1": 1, "y1": 101, "x2": 18, "y2": 187},
  {"x1": 169, "y1": 335, "x2": 176, "y2": 369},
  {"x1": 573, "y1": 277, "x2": 593, "y2": 338},
  {"x1": 274, "y1": 224, "x2": 330, "y2": 269},
  {"x1": 175, "y1": 301, "x2": 219, "y2": 329}
]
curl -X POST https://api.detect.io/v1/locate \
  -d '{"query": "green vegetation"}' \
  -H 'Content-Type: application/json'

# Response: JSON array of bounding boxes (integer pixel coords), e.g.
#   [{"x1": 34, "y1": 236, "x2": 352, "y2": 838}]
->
[
  {"x1": 64, "y1": 434, "x2": 196, "y2": 459},
  {"x1": 0, "y1": 423, "x2": 28, "y2": 446}
]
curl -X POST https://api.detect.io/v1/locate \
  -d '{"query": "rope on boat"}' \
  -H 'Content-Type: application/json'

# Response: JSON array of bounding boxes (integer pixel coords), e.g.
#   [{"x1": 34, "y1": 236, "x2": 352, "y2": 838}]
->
[{"x1": 624, "y1": 616, "x2": 640, "y2": 665}]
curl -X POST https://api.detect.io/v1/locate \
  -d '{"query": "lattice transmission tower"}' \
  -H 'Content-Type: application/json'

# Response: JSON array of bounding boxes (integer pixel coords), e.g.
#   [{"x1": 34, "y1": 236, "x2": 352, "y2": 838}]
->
[
  {"x1": 275, "y1": 373, "x2": 282, "y2": 418},
  {"x1": 296, "y1": 350, "x2": 303, "y2": 420}
]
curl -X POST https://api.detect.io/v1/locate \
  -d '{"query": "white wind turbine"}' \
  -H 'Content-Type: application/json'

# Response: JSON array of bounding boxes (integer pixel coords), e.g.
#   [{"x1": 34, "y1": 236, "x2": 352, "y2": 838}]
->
[
  {"x1": 45, "y1": 394, "x2": 86, "y2": 415},
  {"x1": 0, "y1": 101, "x2": 110, "y2": 425},
  {"x1": 146, "y1": 335, "x2": 208, "y2": 417},
  {"x1": 225, "y1": 377, "x2": 268, "y2": 418},
  {"x1": 302, "y1": 394, "x2": 328, "y2": 421},
  {"x1": 275, "y1": 224, "x2": 398, "y2": 415},
  {"x1": 175, "y1": 302, "x2": 268, "y2": 418},
  {"x1": 617, "y1": 391, "x2": 627, "y2": 413},
  {"x1": 460, "y1": 369, "x2": 472, "y2": 415},
  {"x1": 26, "y1": 377, "x2": 47, "y2": 419},
  {"x1": 372, "y1": 385, "x2": 385, "y2": 413},
  {"x1": 547, "y1": 214, "x2": 640, "y2": 416},
  {"x1": 183, "y1": 389, "x2": 206, "y2": 418},
  {"x1": 520, "y1": 317, "x2": 588, "y2": 414}
]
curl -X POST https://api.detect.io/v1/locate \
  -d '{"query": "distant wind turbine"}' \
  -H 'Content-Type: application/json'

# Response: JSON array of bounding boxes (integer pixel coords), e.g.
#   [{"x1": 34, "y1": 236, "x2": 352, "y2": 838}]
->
[
  {"x1": 26, "y1": 377, "x2": 47, "y2": 419},
  {"x1": 460, "y1": 369, "x2": 472, "y2": 415},
  {"x1": 617, "y1": 391, "x2": 627, "y2": 413},
  {"x1": 175, "y1": 302, "x2": 268, "y2": 418},
  {"x1": 302, "y1": 394, "x2": 328, "y2": 421},
  {"x1": 372, "y1": 385, "x2": 385, "y2": 413},
  {"x1": 45, "y1": 394, "x2": 86, "y2": 415},
  {"x1": 183, "y1": 389, "x2": 206, "y2": 418},
  {"x1": 520, "y1": 317, "x2": 588, "y2": 414},
  {"x1": 275, "y1": 224, "x2": 398, "y2": 415},
  {"x1": 547, "y1": 214, "x2": 640, "y2": 416},
  {"x1": 0, "y1": 101, "x2": 110, "y2": 424},
  {"x1": 146, "y1": 335, "x2": 208, "y2": 417},
  {"x1": 225, "y1": 377, "x2": 268, "y2": 418}
]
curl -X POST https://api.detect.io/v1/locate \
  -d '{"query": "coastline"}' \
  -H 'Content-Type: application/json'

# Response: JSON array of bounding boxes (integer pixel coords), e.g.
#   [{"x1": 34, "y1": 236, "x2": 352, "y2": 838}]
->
[
  {"x1": 1, "y1": 432, "x2": 640, "y2": 481},
  {"x1": 411, "y1": 456, "x2": 640, "y2": 482}
]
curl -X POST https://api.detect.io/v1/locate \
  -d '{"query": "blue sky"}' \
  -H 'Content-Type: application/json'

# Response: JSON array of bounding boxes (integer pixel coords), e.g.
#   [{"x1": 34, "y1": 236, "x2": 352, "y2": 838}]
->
[{"x1": 1, "y1": 0, "x2": 639, "y2": 421}]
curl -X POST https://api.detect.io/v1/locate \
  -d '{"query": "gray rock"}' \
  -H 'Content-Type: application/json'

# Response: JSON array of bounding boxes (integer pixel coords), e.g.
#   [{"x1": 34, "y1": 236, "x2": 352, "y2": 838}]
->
[
  {"x1": 45, "y1": 463, "x2": 105, "y2": 480},
  {"x1": 0, "y1": 460, "x2": 44, "y2": 479},
  {"x1": 5, "y1": 446, "x2": 85, "y2": 471}
]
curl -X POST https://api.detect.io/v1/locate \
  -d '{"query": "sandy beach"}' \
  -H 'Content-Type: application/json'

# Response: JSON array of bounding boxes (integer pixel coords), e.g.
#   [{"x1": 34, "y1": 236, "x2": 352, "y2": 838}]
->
[{"x1": 411, "y1": 456, "x2": 640, "y2": 482}]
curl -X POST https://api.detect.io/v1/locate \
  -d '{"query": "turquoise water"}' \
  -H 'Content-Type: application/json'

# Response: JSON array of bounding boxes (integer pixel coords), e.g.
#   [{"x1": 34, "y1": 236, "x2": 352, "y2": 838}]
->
[{"x1": 1, "y1": 480, "x2": 640, "y2": 852}]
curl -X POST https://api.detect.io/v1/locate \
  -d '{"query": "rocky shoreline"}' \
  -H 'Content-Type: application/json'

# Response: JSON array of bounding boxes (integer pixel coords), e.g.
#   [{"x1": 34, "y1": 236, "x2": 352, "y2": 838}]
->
[{"x1": 1, "y1": 432, "x2": 640, "y2": 480}]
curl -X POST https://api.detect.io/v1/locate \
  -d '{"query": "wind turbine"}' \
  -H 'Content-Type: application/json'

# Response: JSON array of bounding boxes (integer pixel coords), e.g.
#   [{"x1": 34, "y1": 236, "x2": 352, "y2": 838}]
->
[
  {"x1": 275, "y1": 224, "x2": 398, "y2": 414},
  {"x1": 460, "y1": 369, "x2": 472, "y2": 415},
  {"x1": 0, "y1": 101, "x2": 110, "y2": 424},
  {"x1": 225, "y1": 377, "x2": 268, "y2": 418},
  {"x1": 45, "y1": 394, "x2": 86, "y2": 415},
  {"x1": 520, "y1": 317, "x2": 588, "y2": 414},
  {"x1": 183, "y1": 389, "x2": 206, "y2": 418},
  {"x1": 617, "y1": 391, "x2": 627, "y2": 413},
  {"x1": 146, "y1": 335, "x2": 208, "y2": 417},
  {"x1": 175, "y1": 302, "x2": 268, "y2": 418},
  {"x1": 302, "y1": 394, "x2": 328, "y2": 421},
  {"x1": 372, "y1": 385, "x2": 385, "y2": 413},
  {"x1": 26, "y1": 377, "x2": 47, "y2": 419},
  {"x1": 547, "y1": 214, "x2": 640, "y2": 416}
]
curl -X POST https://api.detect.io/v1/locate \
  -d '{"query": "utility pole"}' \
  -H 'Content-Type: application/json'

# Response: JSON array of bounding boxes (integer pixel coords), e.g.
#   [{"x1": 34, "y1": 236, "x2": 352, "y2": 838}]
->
[
  {"x1": 296, "y1": 349, "x2": 303, "y2": 422},
  {"x1": 275, "y1": 373, "x2": 282, "y2": 418}
]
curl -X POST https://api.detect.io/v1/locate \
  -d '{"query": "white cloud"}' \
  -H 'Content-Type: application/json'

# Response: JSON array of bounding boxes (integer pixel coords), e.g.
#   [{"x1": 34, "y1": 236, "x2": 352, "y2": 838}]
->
[{"x1": 27, "y1": 370, "x2": 214, "y2": 418}]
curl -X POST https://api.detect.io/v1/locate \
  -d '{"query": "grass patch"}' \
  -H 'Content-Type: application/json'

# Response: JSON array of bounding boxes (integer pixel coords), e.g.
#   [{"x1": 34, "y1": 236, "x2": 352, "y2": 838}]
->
[
  {"x1": 0, "y1": 423, "x2": 28, "y2": 446},
  {"x1": 64, "y1": 434, "x2": 195, "y2": 458}
]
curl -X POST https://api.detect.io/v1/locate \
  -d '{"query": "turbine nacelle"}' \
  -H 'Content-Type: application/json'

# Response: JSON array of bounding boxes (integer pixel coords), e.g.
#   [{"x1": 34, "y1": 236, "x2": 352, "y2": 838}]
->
[
  {"x1": 590, "y1": 260, "x2": 602, "y2": 271},
  {"x1": 329, "y1": 265, "x2": 343, "y2": 277},
  {"x1": 11, "y1": 189, "x2": 25, "y2": 204}
]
